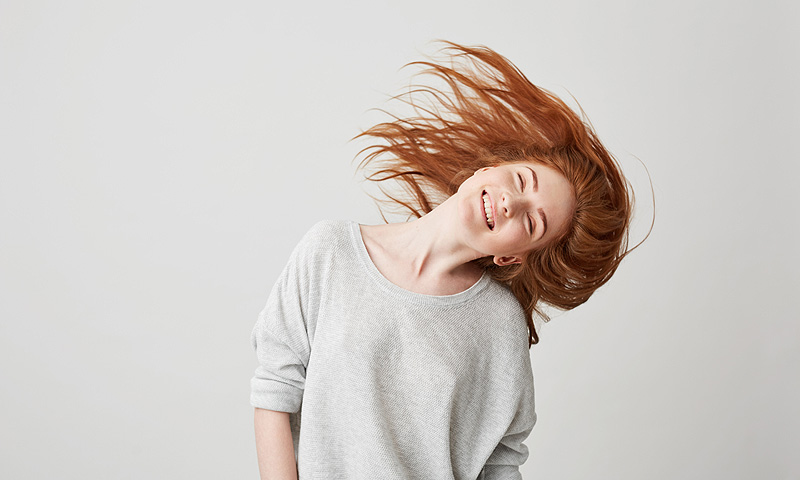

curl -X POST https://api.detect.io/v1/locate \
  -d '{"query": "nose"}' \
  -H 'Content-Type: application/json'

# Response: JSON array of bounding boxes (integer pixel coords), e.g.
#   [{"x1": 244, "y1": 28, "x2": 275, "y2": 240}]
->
[{"x1": 500, "y1": 191, "x2": 529, "y2": 218}]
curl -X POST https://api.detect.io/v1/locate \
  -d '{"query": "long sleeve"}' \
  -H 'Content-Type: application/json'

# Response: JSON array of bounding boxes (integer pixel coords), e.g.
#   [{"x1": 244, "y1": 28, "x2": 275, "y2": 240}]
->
[
  {"x1": 250, "y1": 226, "x2": 323, "y2": 413},
  {"x1": 479, "y1": 351, "x2": 537, "y2": 480}
]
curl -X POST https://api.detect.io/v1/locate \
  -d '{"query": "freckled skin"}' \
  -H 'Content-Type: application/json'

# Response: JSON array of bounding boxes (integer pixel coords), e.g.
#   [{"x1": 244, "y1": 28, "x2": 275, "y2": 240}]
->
[{"x1": 456, "y1": 162, "x2": 575, "y2": 265}]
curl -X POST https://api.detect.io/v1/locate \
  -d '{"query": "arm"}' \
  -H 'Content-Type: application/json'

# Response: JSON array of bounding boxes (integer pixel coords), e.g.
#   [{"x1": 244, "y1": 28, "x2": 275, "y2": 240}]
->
[
  {"x1": 251, "y1": 226, "x2": 326, "y2": 478},
  {"x1": 254, "y1": 408, "x2": 297, "y2": 480},
  {"x1": 480, "y1": 425, "x2": 533, "y2": 480},
  {"x1": 482, "y1": 344, "x2": 537, "y2": 479}
]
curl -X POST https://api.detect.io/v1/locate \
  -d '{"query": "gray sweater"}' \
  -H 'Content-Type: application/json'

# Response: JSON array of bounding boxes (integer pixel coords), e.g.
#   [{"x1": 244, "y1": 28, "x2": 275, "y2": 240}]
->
[{"x1": 251, "y1": 220, "x2": 536, "y2": 479}]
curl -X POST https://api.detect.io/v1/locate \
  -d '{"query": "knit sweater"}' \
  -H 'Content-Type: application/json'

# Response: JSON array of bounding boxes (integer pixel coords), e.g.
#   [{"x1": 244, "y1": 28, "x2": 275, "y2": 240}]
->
[{"x1": 250, "y1": 220, "x2": 536, "y2": 479}]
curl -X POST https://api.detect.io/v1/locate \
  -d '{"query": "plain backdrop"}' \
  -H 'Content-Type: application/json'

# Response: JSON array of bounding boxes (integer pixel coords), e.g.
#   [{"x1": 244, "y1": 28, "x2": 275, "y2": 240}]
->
[{"x1": 1, "y1": 0, "x2": 798, "y2": 478}]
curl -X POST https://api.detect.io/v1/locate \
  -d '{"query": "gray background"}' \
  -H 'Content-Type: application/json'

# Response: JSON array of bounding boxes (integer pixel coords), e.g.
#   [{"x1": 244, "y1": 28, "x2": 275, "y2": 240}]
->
[{"x1": 1, "y1": 0, "x2": 798, "y2": 478}]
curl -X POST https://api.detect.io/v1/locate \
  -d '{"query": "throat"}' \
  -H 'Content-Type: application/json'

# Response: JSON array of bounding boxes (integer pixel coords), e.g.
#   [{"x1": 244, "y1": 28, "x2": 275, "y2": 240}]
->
[{"x1": 359, "y1": 221, "x2": 485, "y2": 295}]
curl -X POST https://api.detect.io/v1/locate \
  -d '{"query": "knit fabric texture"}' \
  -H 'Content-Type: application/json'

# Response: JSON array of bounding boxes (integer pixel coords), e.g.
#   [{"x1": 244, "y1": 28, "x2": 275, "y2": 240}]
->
[{"x1": 251, "y1": 220, "x2": 536, "y2": 479}]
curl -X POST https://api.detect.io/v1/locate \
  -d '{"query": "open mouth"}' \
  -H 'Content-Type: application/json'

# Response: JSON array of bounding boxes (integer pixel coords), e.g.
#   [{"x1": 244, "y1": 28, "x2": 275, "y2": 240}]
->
[{"x1": 482, "y1": 191, "x2": 495, "y2": 230}]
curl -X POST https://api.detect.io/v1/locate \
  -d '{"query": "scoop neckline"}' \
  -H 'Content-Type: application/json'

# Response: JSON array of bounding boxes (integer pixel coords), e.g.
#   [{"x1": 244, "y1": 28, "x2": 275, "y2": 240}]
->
[{"x1": 348, "y1": 220, "x2": 491, "y2": 306}]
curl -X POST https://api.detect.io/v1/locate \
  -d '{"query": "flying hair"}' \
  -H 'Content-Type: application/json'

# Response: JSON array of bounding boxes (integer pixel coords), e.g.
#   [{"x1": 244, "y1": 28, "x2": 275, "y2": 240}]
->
[{"x1": 354, "y1": 41, "x2": 651, "y2": 347}]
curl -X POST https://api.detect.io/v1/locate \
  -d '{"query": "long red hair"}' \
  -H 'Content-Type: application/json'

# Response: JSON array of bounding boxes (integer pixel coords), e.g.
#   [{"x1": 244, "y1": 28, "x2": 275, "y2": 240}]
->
[{"x1": 355, "y1": 41, "x2": 639, "y2": 347}]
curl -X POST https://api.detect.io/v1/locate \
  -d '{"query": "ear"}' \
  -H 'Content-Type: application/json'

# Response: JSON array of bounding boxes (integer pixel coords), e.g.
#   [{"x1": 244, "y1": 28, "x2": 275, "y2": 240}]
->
[{"x1": 493, "y1": 255, "x2": 522, "y2": 266}]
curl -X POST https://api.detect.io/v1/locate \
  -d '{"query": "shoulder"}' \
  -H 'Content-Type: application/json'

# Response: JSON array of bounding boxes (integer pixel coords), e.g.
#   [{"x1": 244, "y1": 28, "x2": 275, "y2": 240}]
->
[
  {"x1": 286, "y1": 219, "x2": 356, "y2": 271},
  {"x1": 293, "y1": 219, "x2": 353, "y2": 253},
  {"x1": 300, "y1": 219, "x2": 352, "y2": 244},
  {"x1": 482, "y1": 279, "x2": 533, "y2": 357},
  {"x1": 485, "y1": 280, "x2": 528, "y2": 333}
]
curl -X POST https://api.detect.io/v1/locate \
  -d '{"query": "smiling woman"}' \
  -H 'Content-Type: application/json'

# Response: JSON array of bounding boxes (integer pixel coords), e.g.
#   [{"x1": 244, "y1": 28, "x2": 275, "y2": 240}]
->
[
  {"x1": 251, "y1": 41, "x2": 645, "y2": 480},
  {"x1": 462, "y1": 163, "x2": 576, "y2": 252},
  {"x1": 357, "y1": 42, "x2": 638, "y2": 346}
]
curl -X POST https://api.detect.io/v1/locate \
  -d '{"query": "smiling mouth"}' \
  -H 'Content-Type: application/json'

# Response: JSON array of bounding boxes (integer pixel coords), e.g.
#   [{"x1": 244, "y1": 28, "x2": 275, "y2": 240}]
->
[{"x1": 482, "y1": 191, "x2": 495, "y2": 230}]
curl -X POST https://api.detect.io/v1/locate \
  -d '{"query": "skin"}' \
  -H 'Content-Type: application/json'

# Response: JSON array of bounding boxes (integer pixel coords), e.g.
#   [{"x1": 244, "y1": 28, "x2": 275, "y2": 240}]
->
[
  {"x1": 255, "y1": 409, "x2": 297, "y2": 480},
  {"x1": 456, "y1": 162, "x2": 576, "y2": 265},
  {"x1": 359, "y1": 161, "x2": 576, "y2": 296},
  {"x1": 254, "y1": 162, "x2": 577, "y2": 473}
]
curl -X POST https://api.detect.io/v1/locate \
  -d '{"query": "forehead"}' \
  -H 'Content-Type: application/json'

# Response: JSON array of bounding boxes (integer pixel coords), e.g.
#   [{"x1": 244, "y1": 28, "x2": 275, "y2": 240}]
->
[{"x1": 504, "y1": 160, "x2": 559, "y2": 176}]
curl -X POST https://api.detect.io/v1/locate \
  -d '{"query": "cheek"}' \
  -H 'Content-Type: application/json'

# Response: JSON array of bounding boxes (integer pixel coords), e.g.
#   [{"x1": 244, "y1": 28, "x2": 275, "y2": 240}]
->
[
  {"x1": 460, "y1": 198, "x2": 489, "y2": 239},
  {"x1": 502, "y1": 227, "x2": 530, "y2": 252}
]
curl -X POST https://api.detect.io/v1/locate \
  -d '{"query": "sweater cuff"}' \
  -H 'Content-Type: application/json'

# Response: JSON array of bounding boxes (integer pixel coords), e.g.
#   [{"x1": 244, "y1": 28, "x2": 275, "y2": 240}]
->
[
  {"x1": 480, "y1": 464, "x2": 522, "y2": 480},
  {"x1": 250, "y1": 377, "x2": 303, "y2": 413}
]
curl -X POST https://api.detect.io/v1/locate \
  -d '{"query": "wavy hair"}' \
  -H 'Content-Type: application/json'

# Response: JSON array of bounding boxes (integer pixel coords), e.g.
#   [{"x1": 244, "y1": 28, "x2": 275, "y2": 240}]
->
[{"x1": 355, "y1": 41, "x2": 644, "y2": 347}]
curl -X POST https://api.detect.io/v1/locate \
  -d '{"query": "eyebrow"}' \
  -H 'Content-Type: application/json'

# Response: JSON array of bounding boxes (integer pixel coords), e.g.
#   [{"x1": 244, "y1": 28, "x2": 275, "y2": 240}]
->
[{"x1": 526, "y1": 166, "x2": 547, "y2": 236}]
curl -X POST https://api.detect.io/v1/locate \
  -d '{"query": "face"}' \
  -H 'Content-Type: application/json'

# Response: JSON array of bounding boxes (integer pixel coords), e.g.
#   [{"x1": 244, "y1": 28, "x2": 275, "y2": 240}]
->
[{"x1": 456, "y1": 162, "x2": 576, "y2": 266}]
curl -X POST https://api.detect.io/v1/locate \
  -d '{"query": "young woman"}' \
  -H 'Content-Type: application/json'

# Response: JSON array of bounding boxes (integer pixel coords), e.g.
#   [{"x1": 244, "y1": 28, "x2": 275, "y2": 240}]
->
[{"x1": 251, "y1": 42, "x2": 637, "y2": 480}]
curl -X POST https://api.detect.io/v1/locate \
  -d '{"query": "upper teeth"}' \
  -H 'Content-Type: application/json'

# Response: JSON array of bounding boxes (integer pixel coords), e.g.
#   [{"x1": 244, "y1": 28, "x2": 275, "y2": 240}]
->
[{"x1": 483, "y1": 193, "x2": 494, "y2": 229}]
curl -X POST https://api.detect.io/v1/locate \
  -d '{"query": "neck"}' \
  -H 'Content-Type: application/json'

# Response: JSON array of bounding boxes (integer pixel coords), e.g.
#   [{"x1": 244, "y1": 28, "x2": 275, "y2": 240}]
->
[{"x1": 369, "y1": 195, "x2": 487, "y2": 280}]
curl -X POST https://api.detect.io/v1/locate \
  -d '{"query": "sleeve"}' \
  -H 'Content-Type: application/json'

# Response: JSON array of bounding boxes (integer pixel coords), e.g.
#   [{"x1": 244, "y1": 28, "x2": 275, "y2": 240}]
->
[
  {"x1": 250, "y1": 228, "x2": 322, "y2": 413},
  {"x1": 480, "y1": 352, "x2": 537, "y2": 480}
]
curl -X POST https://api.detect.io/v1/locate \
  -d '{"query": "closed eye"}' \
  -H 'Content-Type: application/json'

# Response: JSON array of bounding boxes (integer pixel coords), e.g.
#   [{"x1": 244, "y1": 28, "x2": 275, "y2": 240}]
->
[
  {"x1": 517, "y1": 173, "x2": 524, "y2": 191},
  {"x1": 527, "y1": 214, "x2": 533, "y2": 235}
]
